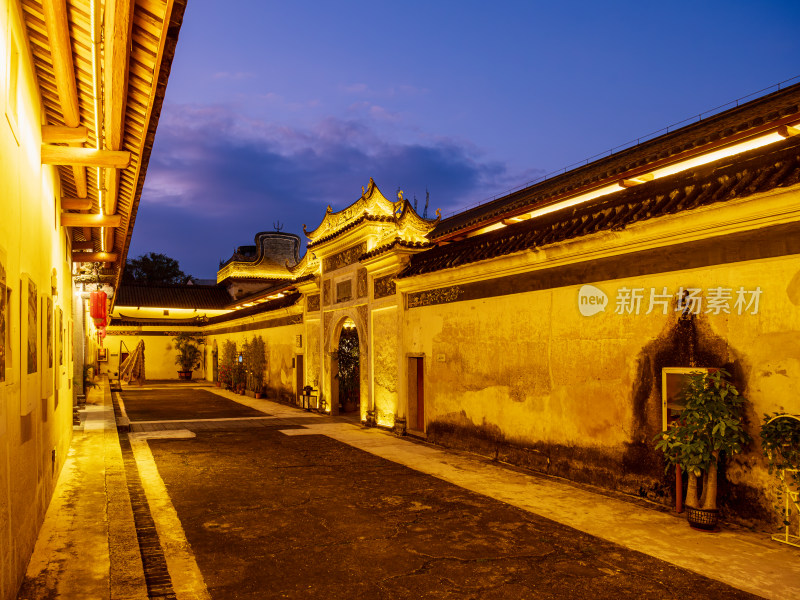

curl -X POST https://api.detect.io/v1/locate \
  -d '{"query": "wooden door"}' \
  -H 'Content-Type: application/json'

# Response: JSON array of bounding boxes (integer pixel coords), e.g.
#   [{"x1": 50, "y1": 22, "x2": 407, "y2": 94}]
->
[
  {"x1": 295, "y1": 354, "x2": 304, "y2": 403},
  {"x1": 416, "y1": 358, "x2": 424, "y2": 431}
]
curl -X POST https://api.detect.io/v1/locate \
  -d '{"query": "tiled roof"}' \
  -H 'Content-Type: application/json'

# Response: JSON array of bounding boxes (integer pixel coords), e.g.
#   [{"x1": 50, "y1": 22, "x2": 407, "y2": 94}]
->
[
  {"x1": 360, "y1": 239, "x2": 432, "y2": 262},
  {"x1": 432, "y1": 82, "x2": 800, "y2": 239},
  {"x1": 116, "y1": 284, "x2": 232, "y2": 309},
  {"x1": 207, "y1": 292, "x2": 301, "y2": 325},
  {"x1": 306, "y1": 215, "x2": 395, "y2": 249},
  {"x1": 400, "y1": 134, "x2": 800, "y2": 279}
]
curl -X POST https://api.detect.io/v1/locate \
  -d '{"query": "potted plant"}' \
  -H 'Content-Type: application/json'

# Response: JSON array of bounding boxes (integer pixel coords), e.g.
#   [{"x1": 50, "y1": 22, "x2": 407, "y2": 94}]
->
[
  {"x1": 219, "y1": 340, "x2": 237, "y2": 389},
  {"x1": 173, "y1": 332, "x2": 203, "y2": 380},
  {"x1": 654, "y1": 369, "x2": 750, "y2": 530},
  {"x1": 246, "y1": 335, "x2": 267, "y2": 398}
]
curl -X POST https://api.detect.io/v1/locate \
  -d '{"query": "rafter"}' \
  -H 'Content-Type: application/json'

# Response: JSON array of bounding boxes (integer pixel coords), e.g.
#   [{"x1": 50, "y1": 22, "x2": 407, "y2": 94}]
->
[{"x1": 41, "y1": 0, "x2": 88, "y2": 199}]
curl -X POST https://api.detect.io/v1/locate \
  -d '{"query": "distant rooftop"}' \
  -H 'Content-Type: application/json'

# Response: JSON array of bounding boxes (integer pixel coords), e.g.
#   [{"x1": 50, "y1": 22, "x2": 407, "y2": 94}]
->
[{"x1": 115, "y1": 283, "x2": 231, "y2": 309}]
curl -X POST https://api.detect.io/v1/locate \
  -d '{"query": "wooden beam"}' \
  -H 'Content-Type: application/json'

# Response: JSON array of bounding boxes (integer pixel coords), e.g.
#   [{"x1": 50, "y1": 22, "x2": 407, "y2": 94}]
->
[
  {"x1": 61, "y1": 213, "x2": 122, "y2": 228},
  {"x1": 620, "y1": 179, "x2": 644, "y2": 188},
  {"x1": 42, "y1": 125, "x2": 88, "y2": 144},
  {"x1": 103, "y1": 229, "x2": 116, "y2": 258},
  {"x1": 42, "y1": 145, "x2": 130, "y2": 168},
  {"x1": 72, "y1": 252, "x2": 118, "y2": 263},
  {"x1": 104, "y1": 0, "x2": 134, "y2": 153},
  {"x1": 71, "y1": 161, "x2": 88, "y2": 197},
  {"x1": 72, "y1": 240, "x2": 95, "y2": 250},
  {"x1": 105, "y1": 167, "x2": 120, "y2": 220},
  {"x1": 61, "y1": 197, "x2": 93, "y2": 211},
  {"x1": 41, "y1": 2, "x2": 89, "y2": 202},
  {"x1": 778, "y1": 124, "x2": 800, "y2": 138},
  {"x1": 42, "y1": 0, "x2": 79, "y2": 127}
]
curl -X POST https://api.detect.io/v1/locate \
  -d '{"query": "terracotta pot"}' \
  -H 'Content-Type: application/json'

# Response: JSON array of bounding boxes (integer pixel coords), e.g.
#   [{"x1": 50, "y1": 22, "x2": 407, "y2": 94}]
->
[
  {"x1": 178, "y1": 371, "x2": 192, "y2": 381},
  {"x1": 255, "y1": 392, "x2": 263, "y2": 399}
]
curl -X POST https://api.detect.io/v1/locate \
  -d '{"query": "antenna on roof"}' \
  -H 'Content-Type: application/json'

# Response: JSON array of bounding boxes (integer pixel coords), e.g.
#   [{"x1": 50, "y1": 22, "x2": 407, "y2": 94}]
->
[
  {"x1": 423, "y1": 188, "x2": 430, "y2": 218},
  {"x1": 414, "y1": 194, "x2": 418, "y2": 212},
  {"x1": 273, "y1": 220, "x2": 284, "y2": 232}
]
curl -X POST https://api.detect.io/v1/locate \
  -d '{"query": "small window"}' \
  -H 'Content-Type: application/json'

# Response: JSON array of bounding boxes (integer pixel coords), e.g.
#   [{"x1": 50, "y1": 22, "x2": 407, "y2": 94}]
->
[{"x1": 336, "y1": 280, "x2": 352, "y2": 303}]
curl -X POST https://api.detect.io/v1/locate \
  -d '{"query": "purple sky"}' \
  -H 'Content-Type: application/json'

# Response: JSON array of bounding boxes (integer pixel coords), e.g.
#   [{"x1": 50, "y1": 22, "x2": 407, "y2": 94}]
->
[{"x1": 130, "y1": 1, "x2": 800, "y2": 279}]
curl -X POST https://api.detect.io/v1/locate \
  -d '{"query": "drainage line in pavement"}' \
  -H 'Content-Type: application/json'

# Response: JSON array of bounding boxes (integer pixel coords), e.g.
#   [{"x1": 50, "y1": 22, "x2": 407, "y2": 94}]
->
[{"x1": 113, "y1": 394, "x2": 178, "y2": 600}]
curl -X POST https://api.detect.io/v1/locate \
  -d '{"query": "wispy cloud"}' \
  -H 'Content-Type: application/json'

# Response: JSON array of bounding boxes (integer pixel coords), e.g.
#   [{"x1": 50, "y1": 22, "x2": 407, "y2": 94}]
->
[{"x1": 134, "y1": 102, "x2": 516, "y2": 277}]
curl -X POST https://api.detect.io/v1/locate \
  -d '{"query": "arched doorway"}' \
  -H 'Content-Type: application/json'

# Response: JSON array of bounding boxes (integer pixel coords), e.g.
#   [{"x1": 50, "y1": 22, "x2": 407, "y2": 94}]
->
[{"x1": 334, "y1": 318, "x2": 360, "y2": 414}]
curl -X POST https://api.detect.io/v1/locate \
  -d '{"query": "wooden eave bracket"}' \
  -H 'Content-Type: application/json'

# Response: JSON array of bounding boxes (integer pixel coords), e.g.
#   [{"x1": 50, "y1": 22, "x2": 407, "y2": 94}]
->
[
  {"x1": 72, "y1": 252, "x2": 118, "y2": 263},
  {"x1": 42, "y1": 125, "x2": 89, "y2": 143},
  {"x1": 61, "y1": 213, "x2": 122, "y2": 228},
  {"x1": 778, "y1": 124, "x2": 800, "y2": 138},
  {"x1": 42, "y1": 145, "x2": 130, "y2": 168},
  {"x1": 61, "y1": 197, "x2": 93, "y2": 211}
]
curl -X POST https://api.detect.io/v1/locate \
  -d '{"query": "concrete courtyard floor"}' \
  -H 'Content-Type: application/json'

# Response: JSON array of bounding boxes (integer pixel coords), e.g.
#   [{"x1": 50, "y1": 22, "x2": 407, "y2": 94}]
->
[{"x1": 16, "y1": 382, "x2": 800, "y2": 600}]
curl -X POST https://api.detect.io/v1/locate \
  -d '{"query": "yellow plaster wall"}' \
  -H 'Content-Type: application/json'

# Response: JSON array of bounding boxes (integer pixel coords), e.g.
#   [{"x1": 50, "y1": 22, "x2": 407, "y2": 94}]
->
[
  {"x1": 103, "y1": 329, "x2": 206, "y2": 381},
  {"x1": 204, "y1": 321, "x2": 302, "y2": 398},
  {"x1": 372, "y1": 307, "x2": 399, "y2": 426},
  {"x1": 405, "y1": 252, "x2": 800, "y2": 507},
  {"x1": 0, "y1": 3, "x2": 76, "y2": 597}
]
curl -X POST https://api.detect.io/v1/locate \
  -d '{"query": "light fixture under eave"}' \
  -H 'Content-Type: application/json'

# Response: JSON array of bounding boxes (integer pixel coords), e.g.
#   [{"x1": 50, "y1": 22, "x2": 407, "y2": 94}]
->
[{"x1": 467, "y1": 126, "x2": 798, "y2": 239}]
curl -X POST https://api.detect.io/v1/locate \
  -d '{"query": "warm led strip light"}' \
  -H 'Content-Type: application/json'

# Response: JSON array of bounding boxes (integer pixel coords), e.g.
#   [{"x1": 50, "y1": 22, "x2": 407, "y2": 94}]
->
[{"x1": 469, "y1": 126, "x2": 800, "y2": 238}]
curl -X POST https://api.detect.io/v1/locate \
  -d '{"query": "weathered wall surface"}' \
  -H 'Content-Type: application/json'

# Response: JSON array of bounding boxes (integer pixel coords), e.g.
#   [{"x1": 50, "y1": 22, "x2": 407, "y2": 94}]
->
[
  {"x1": 1, "y1": 5, "x2": 76, "y2": 597},
  {"x1": 404, "y1": 250, "x2": 800, "y2": 524},
  {"x1": 204, "y1": 313, "x2": 302, "y2": 400},
  {"x1": 104, "y1": 328, "x2": 204, "y2": 381},
  {"x1": 372, "y1": 306, "x2": 400, "y2": 427}
]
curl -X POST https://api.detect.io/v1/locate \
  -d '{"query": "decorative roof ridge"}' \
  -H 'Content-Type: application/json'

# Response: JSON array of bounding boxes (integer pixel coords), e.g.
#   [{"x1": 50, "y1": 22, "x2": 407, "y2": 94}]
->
[
  {"x1": 303, "y1": 179, "x2": 396, "y2": 242},
  {"x1": 218, "y1": 231, "x2": 301, "y2": 270},
  {"x1": 286, "y1": 249, "x2": 320, "y2": 276},
  {"x1": 306, "y1": 214, "x2": 395, "y2": 249},
  {"x1": 396, "y1": 197, "x2": 442, "y2": 227},
  {"x1": 360, "y1": 238, "x2": 432, "y2": 262},
  {"x1": 399, "y1": 134, "x2": 800, "y2": 279}
]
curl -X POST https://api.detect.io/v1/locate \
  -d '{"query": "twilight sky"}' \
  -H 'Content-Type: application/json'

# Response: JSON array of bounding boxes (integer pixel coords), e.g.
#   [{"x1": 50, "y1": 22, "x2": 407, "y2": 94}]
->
[{"x1": 129, "y1": 0, "x2": 800, "y2": 279}]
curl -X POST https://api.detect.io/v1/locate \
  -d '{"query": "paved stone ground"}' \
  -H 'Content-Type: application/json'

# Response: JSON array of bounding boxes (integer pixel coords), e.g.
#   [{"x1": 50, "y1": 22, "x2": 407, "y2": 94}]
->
[
  {"x1": 145, "y1": 426, "x2": 758, "y2": 600},
  {"x1": 121, "y1": 389, "x2": 265, "y2": 421}
]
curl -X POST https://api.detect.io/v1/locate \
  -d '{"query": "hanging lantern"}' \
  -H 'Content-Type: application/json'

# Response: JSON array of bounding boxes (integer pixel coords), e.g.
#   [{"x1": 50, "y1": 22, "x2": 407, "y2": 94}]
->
[
  {"x1": 93, "y1": 316, "x2": 107, "y2": 328},
  {"x1": 89, "y1": 290, "x2": 107, "y2": 321}
]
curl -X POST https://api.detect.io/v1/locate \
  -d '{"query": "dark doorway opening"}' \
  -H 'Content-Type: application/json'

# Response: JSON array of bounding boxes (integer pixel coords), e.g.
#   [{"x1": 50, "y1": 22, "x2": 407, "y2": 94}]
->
[
  {"x1": 408, "y1": 357, "x2": 424, "y2": 431},
  {"x1": 295, "y1": 354, "x2": 304, "y2": 404},
  {"x1": 335, "y1": 320, "x2": 360, "y2": 414}
]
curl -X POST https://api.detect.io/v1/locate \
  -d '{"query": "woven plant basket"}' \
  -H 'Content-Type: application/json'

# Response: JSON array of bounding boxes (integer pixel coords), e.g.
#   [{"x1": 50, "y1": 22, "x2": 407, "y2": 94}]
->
[{"x1": 686, "y1": 506, "x2": 719, "y2": 531}]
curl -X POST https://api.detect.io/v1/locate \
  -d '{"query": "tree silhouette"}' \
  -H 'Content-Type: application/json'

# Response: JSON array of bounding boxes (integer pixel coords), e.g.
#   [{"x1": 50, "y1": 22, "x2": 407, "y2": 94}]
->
[{"x1": 123, "y1": 252, "x2": 193, "y2": 285}]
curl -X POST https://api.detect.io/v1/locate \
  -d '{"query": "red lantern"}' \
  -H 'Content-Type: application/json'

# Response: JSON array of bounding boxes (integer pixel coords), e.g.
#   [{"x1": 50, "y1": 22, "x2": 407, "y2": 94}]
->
[
  {"x1": 89, "y1": 290, "x2": 107, "y2": 321},
  {"x1": 93, "y1": 317, "x2": 107, "y2": 328}
]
